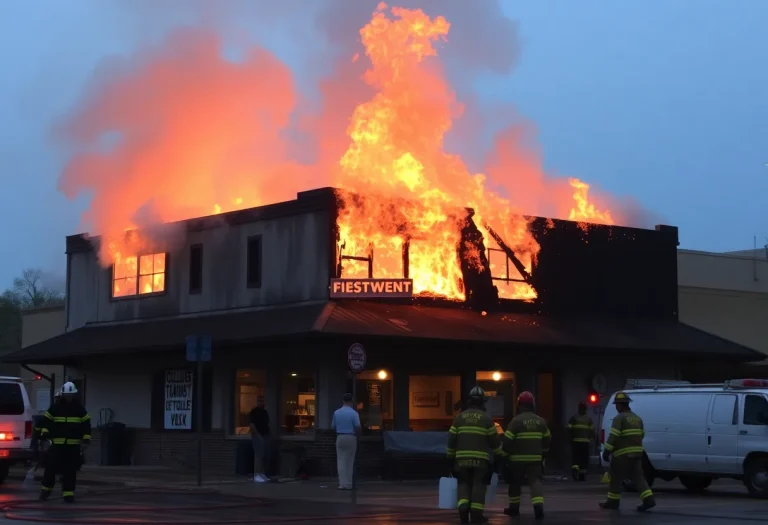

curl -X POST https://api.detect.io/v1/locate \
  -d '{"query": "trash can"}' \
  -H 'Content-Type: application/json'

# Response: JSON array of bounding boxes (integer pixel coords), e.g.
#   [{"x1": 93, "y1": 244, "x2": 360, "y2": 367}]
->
[
  {"x1": 98, "y1": 422, "x2": 129, "y2": 466},
  {"x1": 235, "y1": 440, "x2": 254, "y2": 476}
]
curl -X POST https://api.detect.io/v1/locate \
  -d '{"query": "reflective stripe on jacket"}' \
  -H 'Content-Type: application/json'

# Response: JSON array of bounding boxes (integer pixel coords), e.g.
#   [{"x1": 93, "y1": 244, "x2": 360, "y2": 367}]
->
[
  {"x1": 604, "y1": 411, "x2": 644, "y2": 458},
  {"x1": 40, "y1": 403, "x2": 92, "y2": 446},
  {"x1": 568, "y1": 414, "x2": 594, "y2": 443},
  {"x1": 503, "y1": 409, "x2": 551, "y2": 463},
  {"x1": 446, "y1": 407, "x2": 504, "y2": 463}
]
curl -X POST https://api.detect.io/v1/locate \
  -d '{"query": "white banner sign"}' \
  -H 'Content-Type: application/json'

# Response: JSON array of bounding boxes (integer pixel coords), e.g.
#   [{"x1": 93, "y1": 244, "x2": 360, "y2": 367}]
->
[{"x1": 164, "y1": 369, "x2": 194, "y2": 430}]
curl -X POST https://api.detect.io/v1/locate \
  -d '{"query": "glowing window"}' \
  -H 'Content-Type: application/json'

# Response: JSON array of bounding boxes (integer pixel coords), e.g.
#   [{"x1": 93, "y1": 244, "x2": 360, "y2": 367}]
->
[{"x1": 112, "y1": 253, "x2": 166, "y2": 298}]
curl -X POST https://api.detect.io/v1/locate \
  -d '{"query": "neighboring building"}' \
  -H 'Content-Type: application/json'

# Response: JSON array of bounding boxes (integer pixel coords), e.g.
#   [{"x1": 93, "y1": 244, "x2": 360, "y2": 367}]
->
[
  {"x1": 19, "y1": 305, "x2": 68, "y2": 412},
  {"x1": 677, "y1": 247, "x2": 768, "y2": 378},
  {"x1": 3, "y1": 188, "x2": 760, "y2": 476}
]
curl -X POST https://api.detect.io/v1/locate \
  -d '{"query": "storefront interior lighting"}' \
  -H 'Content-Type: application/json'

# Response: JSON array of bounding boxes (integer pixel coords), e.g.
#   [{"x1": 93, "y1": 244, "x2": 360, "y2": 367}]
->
[
  {"x1": 492, "y1": 372, "x2": 501, "y2": 382},
  {"x1": 377, "y1": 370, "x2": 388, "y2": 380}
]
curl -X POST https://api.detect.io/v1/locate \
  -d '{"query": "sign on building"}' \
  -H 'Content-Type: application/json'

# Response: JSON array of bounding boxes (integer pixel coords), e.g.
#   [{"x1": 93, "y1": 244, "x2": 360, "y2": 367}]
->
[
  {"x1": 164, "y1": 369, "x2": 194, "y2": 430},
  {"x1": 330, "y1": 278, "x2": 414, "y2": 298}
]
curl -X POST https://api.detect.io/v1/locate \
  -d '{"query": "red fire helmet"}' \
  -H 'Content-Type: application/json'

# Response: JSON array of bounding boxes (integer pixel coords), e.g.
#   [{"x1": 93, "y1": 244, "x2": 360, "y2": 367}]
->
[{"x1": 517, "y1": 391, "x2": 535, "y2": 406}]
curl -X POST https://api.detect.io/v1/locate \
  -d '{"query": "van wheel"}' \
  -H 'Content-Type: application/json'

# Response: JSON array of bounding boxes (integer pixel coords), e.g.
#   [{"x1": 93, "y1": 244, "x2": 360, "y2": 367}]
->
[
  {"x1": 679, "y1": 475, "x2": 712, "y2": 492},
  {"x1": 744, "y1": 457, "x2": 768, "y2": 499},
  {"x1": 0, "y1": 462, "x2": 9, "y2": 484}
]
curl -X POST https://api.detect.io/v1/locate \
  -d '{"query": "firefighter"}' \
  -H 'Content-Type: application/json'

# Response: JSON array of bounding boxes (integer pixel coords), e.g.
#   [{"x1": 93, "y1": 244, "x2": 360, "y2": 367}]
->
[
  {"x1": 38, "y1": 382, "x2": 91, "y2": 503},
  {"x1": 446, "y1": 386, "x2": 504, "y2": 524},
  {"x1": 600, "y1": 392, "x2": 656, "y2": 512},
  {"x1": 503, "y1": 391, "x2": 550, "y2": 520},
  {"x1": 568, "y1": 401, "x2": 594, "y2": 481}
]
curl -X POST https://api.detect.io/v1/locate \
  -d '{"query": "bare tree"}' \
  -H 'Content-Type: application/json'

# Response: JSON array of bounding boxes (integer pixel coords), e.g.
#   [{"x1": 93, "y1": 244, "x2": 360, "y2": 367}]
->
[{"x1": 10, "y1": 269, "x2": 64, "y2": 308}]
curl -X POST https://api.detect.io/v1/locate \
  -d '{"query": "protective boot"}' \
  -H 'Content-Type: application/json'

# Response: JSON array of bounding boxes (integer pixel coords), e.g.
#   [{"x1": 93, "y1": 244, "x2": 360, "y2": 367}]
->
[
  {"x1": 578, "y1": 472, "x2": 586, "y2": 482},
  {"x1": 636, "y1": 495, "x2": 656, "y2": 512},
  {"x1": 469, "y1": 510, "x2": 488, "y2": 524},
  {"x1": 571, "y1": 466, "x2": 578, "y2": 481},
  {"x1": 458, "y1": 507, "x2": 469, "y2": 524},
  {"x1": 534, "y1": 503, "x2": 544, "y2": 520},
  {"x1": 503, "y1": 505, "x2": 520, "y2": 517},
  {"x1": 38, "y1": 491, "x2": 50, "y2": 501},
  {"x1": 599, "y1": 499, "x2": 620, "y2": 510},
  {"x1": 63, "y1": 495, "x2": 75, "y2": 503}
]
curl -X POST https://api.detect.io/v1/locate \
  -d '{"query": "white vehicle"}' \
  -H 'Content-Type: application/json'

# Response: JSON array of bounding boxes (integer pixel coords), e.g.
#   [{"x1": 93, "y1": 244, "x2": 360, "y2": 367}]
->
[
  {"x1": 0, "y1": 376, "x2": 36, "y2": 483},
  {"x1": 599, "y1": 378, "x2": 768, "y2": 498}
]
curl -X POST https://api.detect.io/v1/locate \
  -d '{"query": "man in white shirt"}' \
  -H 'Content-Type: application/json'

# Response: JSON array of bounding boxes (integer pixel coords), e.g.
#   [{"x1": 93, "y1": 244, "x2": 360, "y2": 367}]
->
[{"x1": 331, "y1": 393, "x2": 361, "y2": 490}]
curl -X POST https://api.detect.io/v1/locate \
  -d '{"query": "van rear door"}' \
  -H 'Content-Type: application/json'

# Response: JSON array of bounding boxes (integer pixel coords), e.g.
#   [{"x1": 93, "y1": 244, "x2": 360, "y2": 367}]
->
[
  {"x1": 706, "y1": 393, "x2": 740, "y2": 474},
  {"x1": 0, "y1": 381, "x2": 30, "y2": 453}
]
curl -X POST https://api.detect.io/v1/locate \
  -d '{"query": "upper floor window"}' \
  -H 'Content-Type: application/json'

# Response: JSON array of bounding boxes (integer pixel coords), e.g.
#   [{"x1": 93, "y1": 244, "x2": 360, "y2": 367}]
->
[
  {"x1": 246, "y1": 236, "x2": 262, "y2": 288},
  {"x1": 113, "y1": 253, "x2": 167, "y2": 298}
]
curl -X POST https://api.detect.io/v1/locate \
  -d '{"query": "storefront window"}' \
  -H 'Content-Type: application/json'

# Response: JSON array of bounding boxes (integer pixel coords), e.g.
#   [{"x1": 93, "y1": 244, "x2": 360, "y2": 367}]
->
[
  {"x1": 280, "y1": 370, "x2": 316, "y2": 436},
  {"x1": 234, "y1": 369, "x2": 266, "y2": 435},
  {"x1": 477, "y1": 371, "x2": 516, "y2": 433},
  {"x1": 346, "y1": 370, "x2": 394, "y2": 435},
  {"x1": 408, "y1": 375, "x2": 460, "y2": 431}
]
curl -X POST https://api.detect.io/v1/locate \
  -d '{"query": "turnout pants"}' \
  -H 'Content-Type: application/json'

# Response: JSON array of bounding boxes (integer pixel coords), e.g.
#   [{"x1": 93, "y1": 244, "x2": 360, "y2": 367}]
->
[
  {"x1": 571, "y1": 442, "x2": 590, "y2": 478},
  {"x1": 456, "y1": 464, "x2": 489, "y2": 515},
  {"x1": 607, "y1": 455, "x2": 653, "y2": 504},
  {"x1": 41, "y1": 446, "x2": 80, "y2": 498},
  {"x1": 507, "y1": 463, "x2": 544, "y2": 509}
]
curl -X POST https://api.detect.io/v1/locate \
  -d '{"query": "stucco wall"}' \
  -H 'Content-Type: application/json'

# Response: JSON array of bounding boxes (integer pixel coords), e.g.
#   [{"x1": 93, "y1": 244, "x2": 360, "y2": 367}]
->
[
  {"x1": 20, "y1": 307, "x2": 67, "y2": 410},
  {"x1": 677, "y1": 250, "x2": 768, "y2": 358}
]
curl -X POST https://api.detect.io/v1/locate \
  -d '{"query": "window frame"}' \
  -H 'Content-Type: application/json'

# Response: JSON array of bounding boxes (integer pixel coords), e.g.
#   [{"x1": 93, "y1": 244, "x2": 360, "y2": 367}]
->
[
  {"x1": 110, "y1": 252, "x2": 169, "y2": 301},
  {"x1": 278, "y1": 368, "x2": 317, "y2": 439},
  {"x1": 246, "y1": 235, "x2": 263, "y2": 289},
  {"x1": 189, "y1": 244, "x2": 203, "y2": 295},
  {"x1": 743, "y1": 394, "x2": 768, "y2": 426},
  {"x1": 710, "y1": 394, "x2": 738, "y2": 425}
]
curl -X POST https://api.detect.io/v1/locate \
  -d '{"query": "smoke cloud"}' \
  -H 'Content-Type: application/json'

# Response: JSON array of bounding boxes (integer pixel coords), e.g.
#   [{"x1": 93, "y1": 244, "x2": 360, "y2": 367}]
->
[{"x1": 55, "y1": 0, "x2": 648, "y2": 265}]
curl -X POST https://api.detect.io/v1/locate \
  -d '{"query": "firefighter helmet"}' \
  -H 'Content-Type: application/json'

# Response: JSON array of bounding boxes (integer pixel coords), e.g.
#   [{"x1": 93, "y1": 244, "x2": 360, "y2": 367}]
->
[
  {"x1": 578, "y1": 401, "x2": 587, "y2": 411},
  {"x1": 517, "y1": 391, "x2": 535, "y2": 406},
  {"x1": 61, "y1": 382, "x2": 78, "y2": 395},
  {"x1": 613, "y1": 391, "x2": 632, "y2": 404},
  {"x1": 469, "y1": 386, "x2": 486, "y2": 400}
]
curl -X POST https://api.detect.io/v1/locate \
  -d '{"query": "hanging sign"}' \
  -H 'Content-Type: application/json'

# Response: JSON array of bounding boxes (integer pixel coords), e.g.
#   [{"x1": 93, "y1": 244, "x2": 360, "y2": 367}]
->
[{"x1": 164, "y1": 369, "x2": 194, "y2": 430}]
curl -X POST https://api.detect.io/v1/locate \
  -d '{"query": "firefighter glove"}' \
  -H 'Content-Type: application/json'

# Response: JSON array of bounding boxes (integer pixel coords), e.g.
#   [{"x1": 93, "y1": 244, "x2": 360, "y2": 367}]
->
[{"x1": 601, "y1": 450, "x2": 611, "y2": 462}]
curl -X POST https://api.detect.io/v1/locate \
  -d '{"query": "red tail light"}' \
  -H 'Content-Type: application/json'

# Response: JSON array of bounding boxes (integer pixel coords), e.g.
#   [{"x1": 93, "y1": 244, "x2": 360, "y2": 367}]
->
[
  {"x1": 25, "y1": 421, "x2": 33, "y2": 439},
  {"x1": 600, "y1": 429, "x2": 605, "y2": 443},
  {"x1": 0, "y1": 433, "x2": 14, "y2": 441}
]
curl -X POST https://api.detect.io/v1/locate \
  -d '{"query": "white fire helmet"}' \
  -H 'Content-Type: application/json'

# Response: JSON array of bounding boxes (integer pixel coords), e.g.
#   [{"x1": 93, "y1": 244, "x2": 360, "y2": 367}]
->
[{"x1": 61, "y1": 382, "x2": 78, "y2": 395}]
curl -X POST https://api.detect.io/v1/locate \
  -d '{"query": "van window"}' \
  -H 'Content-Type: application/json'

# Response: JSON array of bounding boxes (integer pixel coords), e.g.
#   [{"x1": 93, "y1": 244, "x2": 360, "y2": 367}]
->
[
  {"x1": 743, "y1": 395, "x2": 768, "y2": 426},
  {"x1": 0, "y1": 383, "x2": 25, "y2": 415},
  {"x1": 711, "y1": 394, "x2": 737, "y2": 425}
]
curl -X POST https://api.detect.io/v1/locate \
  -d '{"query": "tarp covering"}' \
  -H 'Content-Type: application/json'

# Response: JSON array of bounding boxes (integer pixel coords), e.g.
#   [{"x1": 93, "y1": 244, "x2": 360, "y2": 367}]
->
[{"x1": 383, "y1": 431, "x2": 448, "y2": 455}]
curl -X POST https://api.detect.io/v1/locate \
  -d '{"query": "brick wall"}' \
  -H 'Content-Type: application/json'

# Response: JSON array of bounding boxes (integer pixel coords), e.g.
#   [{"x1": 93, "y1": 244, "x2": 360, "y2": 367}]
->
[{"x1": 85, "y1": 428, "x2": 450, "y2": 479}]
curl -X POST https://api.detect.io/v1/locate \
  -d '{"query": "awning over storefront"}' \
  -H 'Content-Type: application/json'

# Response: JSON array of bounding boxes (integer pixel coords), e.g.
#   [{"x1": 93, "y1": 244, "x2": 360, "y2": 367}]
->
[{"x1": 4, "y1": 300, "x2": 762, "y2": 364}]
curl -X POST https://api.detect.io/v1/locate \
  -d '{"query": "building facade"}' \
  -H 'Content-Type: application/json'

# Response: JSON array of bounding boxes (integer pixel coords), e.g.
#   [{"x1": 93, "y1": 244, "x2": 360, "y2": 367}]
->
[
  {"x1": 5, "y1": 188, "x2": 760, "y2": 477},
  {"x1": 19, "y1": 305, "x2": 68, "y2": 411}
]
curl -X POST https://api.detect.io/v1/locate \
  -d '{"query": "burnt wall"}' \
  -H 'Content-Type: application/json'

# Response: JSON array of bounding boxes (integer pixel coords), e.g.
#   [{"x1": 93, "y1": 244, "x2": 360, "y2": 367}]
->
[{"x1": 527, "y1": 219, "x2": 679, "y2": 319}]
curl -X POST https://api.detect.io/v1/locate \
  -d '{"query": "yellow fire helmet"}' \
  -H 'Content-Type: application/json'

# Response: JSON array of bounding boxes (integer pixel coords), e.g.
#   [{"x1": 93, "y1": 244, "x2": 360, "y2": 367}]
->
[{"x1": 613, "y1": 391, "x2": 633, "y2": 404}]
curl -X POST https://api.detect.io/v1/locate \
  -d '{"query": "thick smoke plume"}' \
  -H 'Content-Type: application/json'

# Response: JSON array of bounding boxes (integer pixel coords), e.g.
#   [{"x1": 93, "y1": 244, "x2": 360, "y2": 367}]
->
[{"x1": 56, "y1": 0, "x2": 643, "y2": 266}]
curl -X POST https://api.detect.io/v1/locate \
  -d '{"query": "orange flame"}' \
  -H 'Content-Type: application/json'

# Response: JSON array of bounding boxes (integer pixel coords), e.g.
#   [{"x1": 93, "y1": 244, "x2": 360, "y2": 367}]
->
[
  {"x1": 334, "y1": 3, "x2": 538, "y2": 300},
  {"x1": 568, "y1": 178, "x2": 615, "y2": 231}
]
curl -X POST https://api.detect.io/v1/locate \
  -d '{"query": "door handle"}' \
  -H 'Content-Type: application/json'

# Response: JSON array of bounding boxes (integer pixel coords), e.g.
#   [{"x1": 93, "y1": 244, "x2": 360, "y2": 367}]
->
[
  {"x1": 707, "y1": 436, "x2": 712, "y2": 445},
  {"x1": 740, "y1": 430, "x2": 748, "y2": 435}
]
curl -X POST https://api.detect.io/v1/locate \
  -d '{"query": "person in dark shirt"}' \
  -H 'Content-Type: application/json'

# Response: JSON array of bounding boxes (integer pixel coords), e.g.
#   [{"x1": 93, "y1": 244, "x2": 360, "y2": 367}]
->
[{"x1": 248, "y1": 396, "x2": 271, "y2": 483}]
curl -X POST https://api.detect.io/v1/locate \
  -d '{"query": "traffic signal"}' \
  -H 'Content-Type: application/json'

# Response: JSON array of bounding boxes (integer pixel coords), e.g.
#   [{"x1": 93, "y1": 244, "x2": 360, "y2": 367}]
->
[
  {"x1": 34, "y1": 374, "x2": 42, "y2": 380},
  {"x1": 588, "y1": 391, "x2": 599, "y2": 405}
]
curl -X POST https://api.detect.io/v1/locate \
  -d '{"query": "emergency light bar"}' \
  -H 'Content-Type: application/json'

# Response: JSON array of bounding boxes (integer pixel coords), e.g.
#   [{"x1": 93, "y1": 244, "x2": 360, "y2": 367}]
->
[{"x1": 725, "y1": 379, "x2": 768, "y2": 388}]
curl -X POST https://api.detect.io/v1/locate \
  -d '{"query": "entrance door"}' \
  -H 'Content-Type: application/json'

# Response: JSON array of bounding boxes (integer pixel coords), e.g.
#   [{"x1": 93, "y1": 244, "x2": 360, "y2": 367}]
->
[{"x1": 706, "y1": 393, "x2": 740, "y2": 474}]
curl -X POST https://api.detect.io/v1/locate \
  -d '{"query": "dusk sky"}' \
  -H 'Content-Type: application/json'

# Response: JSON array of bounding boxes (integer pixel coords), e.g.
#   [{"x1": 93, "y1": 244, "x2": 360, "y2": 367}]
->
[{"x1": 1, "y1": 0, "x2": 766, "y2": 291}]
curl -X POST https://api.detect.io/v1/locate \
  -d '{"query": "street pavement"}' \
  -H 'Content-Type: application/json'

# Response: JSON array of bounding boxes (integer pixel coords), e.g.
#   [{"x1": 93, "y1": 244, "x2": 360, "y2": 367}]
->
[{"x1": 0, "y1": 475, "x2": 766, "y2": 524}]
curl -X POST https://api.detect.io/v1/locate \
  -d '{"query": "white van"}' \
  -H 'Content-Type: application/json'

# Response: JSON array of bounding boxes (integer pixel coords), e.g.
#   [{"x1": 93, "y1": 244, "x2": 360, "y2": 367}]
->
[
  {"x1": 0, "y1": 376, "x2": 36, "y2": 483},
  {"x1": 599, "y1": 378, "x2": 768, "y2": 498}
]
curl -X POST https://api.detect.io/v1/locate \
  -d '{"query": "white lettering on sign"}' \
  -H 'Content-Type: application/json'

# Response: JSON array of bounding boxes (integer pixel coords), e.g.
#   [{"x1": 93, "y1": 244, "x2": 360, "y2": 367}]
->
[{"x1": 164, "y1": 369, "x2": 194, "y2": 430}]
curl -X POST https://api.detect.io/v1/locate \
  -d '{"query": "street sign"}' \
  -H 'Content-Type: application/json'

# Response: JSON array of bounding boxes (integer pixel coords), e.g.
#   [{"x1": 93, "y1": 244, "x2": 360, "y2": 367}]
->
[
  {"x1": 186, "y1": 335, "x2": 212, "y2": 362},
  {"x1": 347, "y1": 343, "x2": 367, "y2": 373}
]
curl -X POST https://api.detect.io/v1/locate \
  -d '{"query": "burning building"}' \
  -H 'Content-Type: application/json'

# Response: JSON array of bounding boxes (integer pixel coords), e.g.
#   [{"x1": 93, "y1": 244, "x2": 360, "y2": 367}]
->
[{"x1": 5, "y1": 187, "x2": 760, "y2": 477}]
